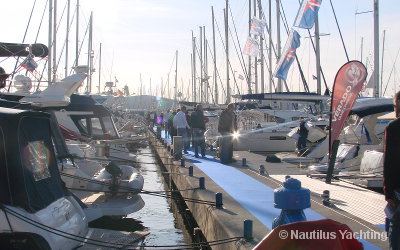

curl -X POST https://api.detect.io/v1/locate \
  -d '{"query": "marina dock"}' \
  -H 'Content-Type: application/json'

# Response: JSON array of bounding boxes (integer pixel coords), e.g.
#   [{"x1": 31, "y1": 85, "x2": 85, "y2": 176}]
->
[{"x1": 149, "y1": 129, "x2": 389, "y2": 250}]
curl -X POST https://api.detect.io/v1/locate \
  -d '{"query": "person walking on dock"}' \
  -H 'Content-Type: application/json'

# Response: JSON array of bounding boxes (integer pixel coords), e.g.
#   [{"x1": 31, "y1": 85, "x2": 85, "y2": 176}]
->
[
  {"x1": 383, "y1": 91, "x2": 400, "y2": 250},
  {"x1": 218, "y1": 103, "x2": 237, "y2": 163},
  {"x1": 191, "y1": 104, "x2": 206, "y2": 158},
  {"x1": 173, "y1": 106, "x2": 190, "y2": 154}
]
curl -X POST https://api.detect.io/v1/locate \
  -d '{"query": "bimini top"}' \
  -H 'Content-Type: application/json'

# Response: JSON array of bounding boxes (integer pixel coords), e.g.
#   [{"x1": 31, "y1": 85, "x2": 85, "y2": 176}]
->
[
  {"x1": 65, "y1": 94, "x2": 111, "y2": 117},
  {"x1": 0, "y1": 107, "x2": 68, "y2": 213}
]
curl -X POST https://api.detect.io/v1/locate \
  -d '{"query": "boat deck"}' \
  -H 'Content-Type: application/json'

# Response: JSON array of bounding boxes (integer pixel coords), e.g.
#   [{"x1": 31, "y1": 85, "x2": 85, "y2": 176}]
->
[{"x1": 149, "y1": 129, "x2": 389, "y2": 249}]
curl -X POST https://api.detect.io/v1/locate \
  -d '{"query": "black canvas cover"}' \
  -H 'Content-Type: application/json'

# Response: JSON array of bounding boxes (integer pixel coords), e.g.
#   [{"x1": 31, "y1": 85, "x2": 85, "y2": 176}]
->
[{"x1": 0, "y1": 108, "x2": 68, "y2": 213}]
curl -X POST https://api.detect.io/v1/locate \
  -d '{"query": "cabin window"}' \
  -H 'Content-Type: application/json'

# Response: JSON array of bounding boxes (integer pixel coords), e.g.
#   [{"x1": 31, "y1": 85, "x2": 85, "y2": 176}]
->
[
  {"x1": 269, "y1": 136, "x2": 287, "y2": 140},
  {"x1": 102, "y1": 116, "x2": 117, "y2": 137},
  {"x1": 76, "y1": 118, "x2": 89, "y2": 135},
  {"x1": 22, "y1": 141, "x2": 51, "y2": 181},
  {"x1": 91, "y1": 117, "x2": 103, "y2": 136}
]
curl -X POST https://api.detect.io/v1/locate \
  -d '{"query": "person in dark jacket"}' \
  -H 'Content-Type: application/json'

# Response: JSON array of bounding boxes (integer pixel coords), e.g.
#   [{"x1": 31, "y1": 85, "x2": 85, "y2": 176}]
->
[
  {"x1": 297, "y1": 121, "x2": 309, "y2": 156},
  {"x1": 383, "y1": 91, "x2": 400, "y2": 250},
  {"x1": 218, "y1": 103, "x2": 237, "y2": 163},
  {"x1": 191, "y1": 104, "x2": 206, "y2": 158}
]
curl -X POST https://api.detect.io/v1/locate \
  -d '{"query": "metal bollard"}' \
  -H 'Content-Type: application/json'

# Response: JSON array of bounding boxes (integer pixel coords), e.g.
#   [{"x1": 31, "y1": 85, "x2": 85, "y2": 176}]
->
[
  {"x1": 242, "y1": 158, "x2": 247, "y2": 166},
  {"x1": 216, "y1": 193, "x2": 223, "y2": 209},
  {"x1": 243, "y1": 220, "x2": 253, "y2": 241},
  {"x1": 180, "y1": 158, "x2": 185, "y2": 167},
  {"x1": 188, "y1": 166, "x2": 193, "y2": 177},
  {"x1": 272, "y1": 178, "x2": 310, "y2": 229},
  {"x1": 259, "y1": 165, "x2": 265, "y2": 175},
  {"x1": 322, "y1": 190, "x2": 331, "y2": 206},
  {"x1": 199, "y1": 177, "x2": 205, "y2": 189}
]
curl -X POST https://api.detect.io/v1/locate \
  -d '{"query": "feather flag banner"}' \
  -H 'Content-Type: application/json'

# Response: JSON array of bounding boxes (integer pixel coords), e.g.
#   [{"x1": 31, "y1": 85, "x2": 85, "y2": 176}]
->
[
  {"x1": 273, "y1": 30, "x2": 301, "y2": 80},
  {"x1": 293, "y1": 0, "x2": 322, "y2": 29},
  {"x1": 243, "y1": 37, "x2": 260, "y2": 57}
]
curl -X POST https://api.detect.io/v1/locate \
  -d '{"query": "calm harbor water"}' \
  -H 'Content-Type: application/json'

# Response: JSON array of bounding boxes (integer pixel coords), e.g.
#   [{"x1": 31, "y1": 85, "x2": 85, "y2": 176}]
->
[{"x1": 89, "y1": 145, "x2": 192, "y2": 248}]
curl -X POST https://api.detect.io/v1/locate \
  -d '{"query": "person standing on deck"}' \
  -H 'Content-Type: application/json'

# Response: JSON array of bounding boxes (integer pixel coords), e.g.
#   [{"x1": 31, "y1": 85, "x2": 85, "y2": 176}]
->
[
  {"x1": 383, "y1": 91, "x2": 400, "y2": 250},
  {"x1": 218, "y1": 103, "x2": 237, "y2": 163},
  {"x1": 173, "y1": 106, "x2": 190, "y2": 154},
  {"x1": 191, "y1": 104, "x2": 206, "y2": 158},
  {"x1": 297, "y1": 121, "x2": 309, "y2": 156},
  {"x1": 164, "y1": 110, "x2": 171, "y2": 138}
]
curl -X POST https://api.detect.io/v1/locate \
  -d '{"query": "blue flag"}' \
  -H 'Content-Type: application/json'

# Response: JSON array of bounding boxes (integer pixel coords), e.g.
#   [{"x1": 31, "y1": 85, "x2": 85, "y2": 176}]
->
[
  {"x1": 293, "y1": 0, "x2": 322, "y2": 29},
  {"x1": 274, "y1": 30, "x2": 301, "y2": 80},
  {"x1": 21, "y1": 56, "x2": 38, "y2": 72}
]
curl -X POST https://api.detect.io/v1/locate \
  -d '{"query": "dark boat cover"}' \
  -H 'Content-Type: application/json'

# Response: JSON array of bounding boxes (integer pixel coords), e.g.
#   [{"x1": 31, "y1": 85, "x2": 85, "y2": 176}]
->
[
  {"x1": 0, "y1": 43, "x2": 48, "y2": 58},
  {"x1": 0, "y1": 107, "x2": 68, "y2": 213}
]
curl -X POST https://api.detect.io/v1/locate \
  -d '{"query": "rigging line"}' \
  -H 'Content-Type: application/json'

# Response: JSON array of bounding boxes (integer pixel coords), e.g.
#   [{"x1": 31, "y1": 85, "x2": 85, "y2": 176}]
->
[
  {"x1": 7, "y1": 0, "x2": 38, "y2": 92},
  {"x1": 329, "y1": 0, "x2": 350, "y2": 62},
  {"x1": 257, "y1": 5, "x2": 290, "y2": 92},
  {"x1": 163, "y1": 52, "x2": 176, "y2": 97},
  {"x1": 383, "y1": 46, "x2": 400, "y2": 95},
  {"x1": 213, "y1": 16, "x2": 241, "y2": 95},
  {"x1": 34, "y1": 0, "x2": 48, "y2": 43},
  {"x1": 54, "y1": 0, "x2": 69, "y2": 75},
  {"x1": 228, "y1": 5, "x2": 249, "y2": 81},
  {"x1": 278, "y1": 0, "x2": 308, "y2": 93},
  {"x1": 226, "y1": 26, "x2": 242, "y2": 95},
  {"x1": 205, "y1": 39, "x2": 227, "y2": 98},
  {"x1": 70, "y1": 19, "x2": 90, "y2": 75},
  {"x1": 3, "y1": 207, "x2": 241, "y2": 249}
]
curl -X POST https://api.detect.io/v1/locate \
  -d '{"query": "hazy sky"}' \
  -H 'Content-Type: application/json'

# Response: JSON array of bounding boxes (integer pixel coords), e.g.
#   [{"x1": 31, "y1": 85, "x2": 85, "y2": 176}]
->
[{"x1": 1, "y1": 0, "x2": 400, "y2": 102}]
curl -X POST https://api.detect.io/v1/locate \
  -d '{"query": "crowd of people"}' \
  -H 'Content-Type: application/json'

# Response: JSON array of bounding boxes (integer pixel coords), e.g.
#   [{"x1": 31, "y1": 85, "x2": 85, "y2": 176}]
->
[{"x1": 146, "y1": 103, "x2": 237, "y2": 162}]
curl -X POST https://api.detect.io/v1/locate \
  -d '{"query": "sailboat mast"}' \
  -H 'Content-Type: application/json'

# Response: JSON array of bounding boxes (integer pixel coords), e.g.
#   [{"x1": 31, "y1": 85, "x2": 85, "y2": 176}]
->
[
  {"x1": 87, "y1": 12, "x2": 93, "y2": 93},
  {"x1": 98, "y1": 43, "x2": 102, "y2": 94},
  {"x1": 52, "y1": 0, "x2": 57, "y2": 83},
  {"x1": 258, "y1": 0, "x2": 264, "y2": 94},
  {"x1": 315, "y1": 16, "x2": 321, "y2": 95},
  {"x1": 268, "y1": 0, "x2": 272, "y2": 92},
  {"x1": 192, "y1": 31, "x2": 197, "y2": 102},
  {"x1": 253, "y1": 0, "x2": 258, "y2": 94},
  {"x1": 48, "y1": 0, "x2": 53, "y2": 86},
  {"x1": 225, "y1": 0, "x2": 231, "y2": 103},
  {"x1": 65, "y1": 0, "x2": 70, "y2": 77},
  {"x1": 199, "y1": 26, "x2": 203, "y2": 103},
  {"x1": 175, "y1": 50, "x2": 178, "y2": 103},
  {"x1": 212, "y1": 6, "x2": 218, "y2": 104},
  {"x1": 373, "y1": 0, "x2": 379, "y2": 97},
  {"x1": 75, "y1": 0, "x2": 79, "y2": 67},
  {"x1": 380, "y1": 29, "x2": 386, "y2": 95},
  {"x1": 247, "y1": 0, "x2": 252, "y2": 94},
  {"x1": 276, "y1": 0, "x2": 282, "y2": 92}
]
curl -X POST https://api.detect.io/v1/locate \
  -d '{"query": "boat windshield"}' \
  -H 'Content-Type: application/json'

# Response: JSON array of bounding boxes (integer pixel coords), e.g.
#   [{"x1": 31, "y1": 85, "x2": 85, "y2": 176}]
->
[{"x1": 101, "y1": 116, "x2": 118, "y2": 138}]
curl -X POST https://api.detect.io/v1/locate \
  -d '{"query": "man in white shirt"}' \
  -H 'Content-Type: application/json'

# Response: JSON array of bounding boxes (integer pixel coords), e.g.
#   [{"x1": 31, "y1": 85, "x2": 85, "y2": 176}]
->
[{"x1": 173, "y1": 106, "x2": 190, "y2": 154}]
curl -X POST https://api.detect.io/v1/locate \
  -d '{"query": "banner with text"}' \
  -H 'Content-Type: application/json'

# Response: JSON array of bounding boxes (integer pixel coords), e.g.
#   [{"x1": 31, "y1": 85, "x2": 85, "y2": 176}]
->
[{"x1": 329, "y1": 61, "x2": 367, "y2": 157}]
